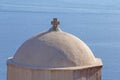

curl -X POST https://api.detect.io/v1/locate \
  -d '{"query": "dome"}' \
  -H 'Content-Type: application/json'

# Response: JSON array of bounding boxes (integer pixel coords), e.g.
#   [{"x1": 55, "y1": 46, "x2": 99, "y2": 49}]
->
[{"x1": 7, "y1": 18, "x2": 102, "y2": 69}]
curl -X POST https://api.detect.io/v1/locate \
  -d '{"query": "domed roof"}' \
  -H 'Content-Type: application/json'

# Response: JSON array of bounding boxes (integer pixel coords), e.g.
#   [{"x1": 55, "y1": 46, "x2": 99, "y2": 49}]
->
[{"x1": 7, "y1": 18, "x2": 102, "y2": 69}]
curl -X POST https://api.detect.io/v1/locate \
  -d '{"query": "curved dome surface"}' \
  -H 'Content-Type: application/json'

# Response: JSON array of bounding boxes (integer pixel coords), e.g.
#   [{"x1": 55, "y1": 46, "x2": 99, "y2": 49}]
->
[{"x1": 12, "y1": 29, "x2": 97, "y2": 68}]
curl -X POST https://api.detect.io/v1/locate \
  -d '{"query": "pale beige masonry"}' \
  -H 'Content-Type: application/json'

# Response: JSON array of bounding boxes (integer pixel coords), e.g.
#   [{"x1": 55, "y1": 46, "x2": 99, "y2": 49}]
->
[
  {"x1": 7, "y1": 64, "x2": 102, "y2": 80},
  {"x1": 7, "y1": 18, "x2": 103, "y2": 80}
]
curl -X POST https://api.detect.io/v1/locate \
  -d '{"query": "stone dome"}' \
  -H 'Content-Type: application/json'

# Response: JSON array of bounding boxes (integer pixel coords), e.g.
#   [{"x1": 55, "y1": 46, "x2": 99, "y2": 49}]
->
[
  {"x1": 7, "y1": 18, "x2": 102, "y2": 69},
  {"x1": 11, "y1": 29, "x2": 97, "y2": 68}
]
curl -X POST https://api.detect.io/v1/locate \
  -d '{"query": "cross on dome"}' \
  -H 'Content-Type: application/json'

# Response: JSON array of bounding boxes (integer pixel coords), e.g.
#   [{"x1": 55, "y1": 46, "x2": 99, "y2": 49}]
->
[
  {"x1": 51, "y1": 18, "x2": 60, "y2": 31},
  {"x1": 51, "y1": 18, "x2": 60, "y2": 27}
]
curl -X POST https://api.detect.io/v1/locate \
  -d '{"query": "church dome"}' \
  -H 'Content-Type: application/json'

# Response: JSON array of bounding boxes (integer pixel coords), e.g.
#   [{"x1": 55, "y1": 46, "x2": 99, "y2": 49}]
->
[{"x1": 8, "y1": 18, "x2": 102, "y2": 69}]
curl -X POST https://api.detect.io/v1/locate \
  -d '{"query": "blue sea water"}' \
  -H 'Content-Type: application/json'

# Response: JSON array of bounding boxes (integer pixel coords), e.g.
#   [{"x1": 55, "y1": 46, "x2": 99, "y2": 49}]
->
[{"x1": 0, "y1": 11, "x2": 120, "y2": 80}]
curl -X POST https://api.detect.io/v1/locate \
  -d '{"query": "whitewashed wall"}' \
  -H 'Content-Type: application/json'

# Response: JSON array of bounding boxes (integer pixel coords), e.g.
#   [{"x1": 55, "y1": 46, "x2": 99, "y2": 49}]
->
[{"x1": 7, "y1": 64, "x2": 102, "y2": 80}]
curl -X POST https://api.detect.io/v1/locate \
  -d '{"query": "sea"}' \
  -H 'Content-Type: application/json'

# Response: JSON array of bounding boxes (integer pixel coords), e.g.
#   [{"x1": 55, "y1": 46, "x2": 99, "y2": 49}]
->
[{"x1": 0, "y1": 10, "x2": 120, "y2": 80}]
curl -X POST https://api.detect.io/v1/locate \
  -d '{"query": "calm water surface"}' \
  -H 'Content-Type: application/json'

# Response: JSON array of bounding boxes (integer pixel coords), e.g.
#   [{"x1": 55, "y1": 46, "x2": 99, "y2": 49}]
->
[{"x1": 0, "y1": 11, "x2": 120, "y2": 80}]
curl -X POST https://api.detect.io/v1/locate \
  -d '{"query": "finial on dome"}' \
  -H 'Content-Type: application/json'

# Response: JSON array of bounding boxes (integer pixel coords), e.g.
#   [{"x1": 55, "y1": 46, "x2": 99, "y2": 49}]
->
[{"x1": 51, "y1": 18, "x2": 60, "y2": 31}]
